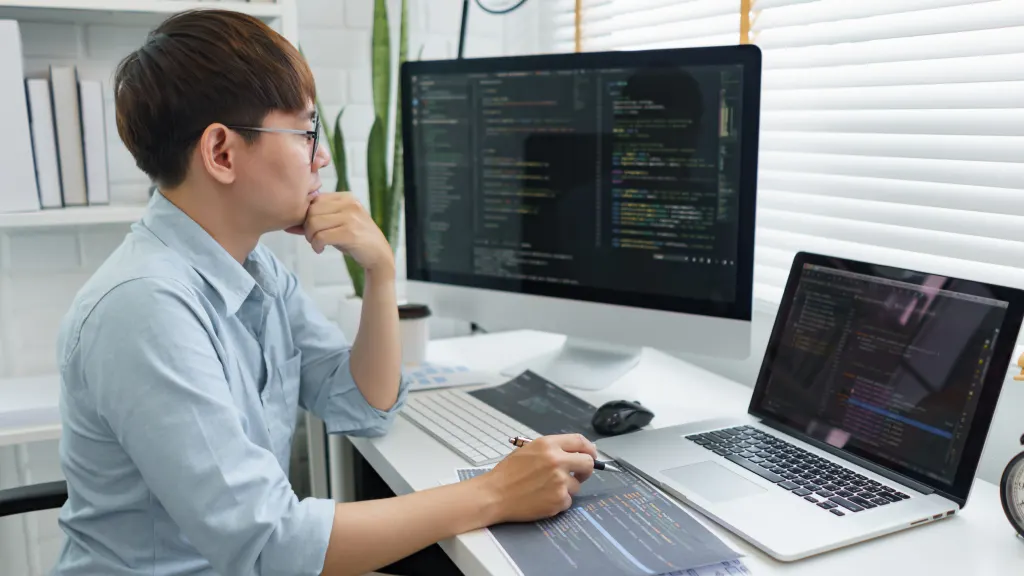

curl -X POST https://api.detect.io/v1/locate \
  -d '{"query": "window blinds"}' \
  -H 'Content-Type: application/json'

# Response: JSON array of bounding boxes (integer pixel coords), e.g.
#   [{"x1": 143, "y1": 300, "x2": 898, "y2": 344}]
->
[
  {"x1": 752, "y1": 0, "x2": 1024, "y2": 305},
  {"x1": 552, "y1": 0, "x2": 741, "y2": 54},
  {"x1": 559, "y1": 0, "x2": 1024, "y2": 309}
]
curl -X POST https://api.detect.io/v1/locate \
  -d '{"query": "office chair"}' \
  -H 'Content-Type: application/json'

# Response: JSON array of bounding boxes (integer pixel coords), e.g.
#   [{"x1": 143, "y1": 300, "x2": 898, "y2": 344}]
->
[{"x1": 0, "y1": 480, "x2": 67, "y2": 518}]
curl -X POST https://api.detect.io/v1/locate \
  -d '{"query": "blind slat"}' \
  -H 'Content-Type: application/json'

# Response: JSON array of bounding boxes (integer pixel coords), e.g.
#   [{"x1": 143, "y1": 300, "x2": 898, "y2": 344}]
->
[
  {"x1": 614, "y1": 34, "x2": 740, "y2": 52},
  {"x1": 582, "y1": 14, "x2": 739, "y2": 50},
  {"x1": 763, "y1": 81, "x2": 1024, "y2": 111},
  {"x1": 761, "y1": 109, "x2": 1024, "y2": 136},
  {"x1": 759, "y1": 189, "x2": 1024, "y2": 243},
  {"x1": 757, "y1": 211, "x2": 1024, "y2": 270},
  {"x1": 762, "y1": 27, "x2": 1024, "y2": 69},
  {"x1": 754, "y1": 264, "x2": 791, "y2": 290},
  {"x1": 763, "y1": 53, "x2": 1024, "y2": 90},
  {"x1": 759, "y1": 132, "x2": 1024, "y2": 164},
  {"x1": 759, "y1": 151, "x2": 1024, "y2": 190},
  {"x1": 754, "y1": 246, "x2": 799, "y2": 271},
  {"x1": 581, "y1": 0, "x2": 738, "y2": 37},
  {"x1": 755, "y1": 0, "x2": 996, "y2": 30},
  {"x1": 755, "y1": 228, "x2": 1024, "y2": 294},
  {"x1": 754, "y1": 3, "x2": 1024, "y2": 48},
  {"x1": 757, "y1": 171, "x2": 1024, "y2": 216}
]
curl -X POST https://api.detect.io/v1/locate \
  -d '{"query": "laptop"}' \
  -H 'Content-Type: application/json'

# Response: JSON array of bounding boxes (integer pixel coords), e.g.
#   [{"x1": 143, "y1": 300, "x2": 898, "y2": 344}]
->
[{"x1": 596, "y1": 252, "x2": 1024, "y2": 561}]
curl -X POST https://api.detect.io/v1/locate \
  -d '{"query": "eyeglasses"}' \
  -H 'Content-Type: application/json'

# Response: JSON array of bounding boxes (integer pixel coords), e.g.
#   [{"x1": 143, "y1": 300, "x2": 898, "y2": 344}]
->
[{"x1": 225, "y1": 115, "x2": 321, "y2": 164}]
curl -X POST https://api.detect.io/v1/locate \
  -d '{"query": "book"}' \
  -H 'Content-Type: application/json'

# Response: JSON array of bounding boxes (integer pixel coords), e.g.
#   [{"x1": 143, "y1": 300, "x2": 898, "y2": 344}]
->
[
  {"x1": 0, "y1": 20, "x2": 41, "y2": 213},
  {"x1": 49, "y1": 65, "x2": 87, "y2": 206},
  {"x1": 25, "y1": 78, "x2": 63, "y2": 208},
  {"x1": 79, "y1": 80, "x2": 110, "y2": 205}
]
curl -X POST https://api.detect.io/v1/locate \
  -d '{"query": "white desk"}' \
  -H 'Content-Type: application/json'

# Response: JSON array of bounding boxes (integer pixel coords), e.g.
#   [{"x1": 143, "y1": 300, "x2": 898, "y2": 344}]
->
[{"x1": 349, "y1": 330, "x2": 1024, "y2": 576}]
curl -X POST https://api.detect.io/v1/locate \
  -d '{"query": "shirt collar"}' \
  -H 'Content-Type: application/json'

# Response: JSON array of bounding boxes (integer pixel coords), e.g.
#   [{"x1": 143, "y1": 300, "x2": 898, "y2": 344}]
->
[{"x1": 140, "y1": 190, "x2": 271, "y2": 316}]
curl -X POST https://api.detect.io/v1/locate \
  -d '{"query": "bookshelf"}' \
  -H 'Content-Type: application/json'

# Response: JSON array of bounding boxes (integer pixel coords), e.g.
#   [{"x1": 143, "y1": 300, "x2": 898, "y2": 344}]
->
[
  {"x1": 0, "y1": 0, "x2": 285, "y2": 25},
  {"x1": 0, "y1": 204, "x2": 146, "y2": 229},
  {"x1": 0, "y1": 0, "x2": 299, "y2": 227}
]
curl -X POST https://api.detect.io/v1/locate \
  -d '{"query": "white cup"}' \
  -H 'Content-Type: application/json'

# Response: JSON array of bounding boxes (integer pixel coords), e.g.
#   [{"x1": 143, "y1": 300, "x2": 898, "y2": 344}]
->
[{"x1": 398, "y1": 303, "x2": 431, "y2": 366}]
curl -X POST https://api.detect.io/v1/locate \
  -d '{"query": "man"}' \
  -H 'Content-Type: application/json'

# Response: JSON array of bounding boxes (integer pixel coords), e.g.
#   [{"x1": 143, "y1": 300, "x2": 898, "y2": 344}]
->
[{"x1": 53, "y1": 9, "x2": 599, "y2": 576}]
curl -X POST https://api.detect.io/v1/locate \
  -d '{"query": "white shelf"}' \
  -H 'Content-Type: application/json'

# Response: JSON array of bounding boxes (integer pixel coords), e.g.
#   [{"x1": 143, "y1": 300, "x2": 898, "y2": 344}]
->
[
  {"x1": 0, "y1": 374, "x2": 61, "y2": 448},
  {"x1": 0, "y1": 0, "x2": 283, "y2": 25},
  {"x1": 0, "y1": 205, "x2": 146, "y2": 229}
]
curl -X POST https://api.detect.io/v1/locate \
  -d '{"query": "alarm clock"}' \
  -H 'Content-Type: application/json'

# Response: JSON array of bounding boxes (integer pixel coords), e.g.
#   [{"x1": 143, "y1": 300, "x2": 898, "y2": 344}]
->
[{"x1": 1001, "y1": 433, "x2": 1024, "y2": 540}]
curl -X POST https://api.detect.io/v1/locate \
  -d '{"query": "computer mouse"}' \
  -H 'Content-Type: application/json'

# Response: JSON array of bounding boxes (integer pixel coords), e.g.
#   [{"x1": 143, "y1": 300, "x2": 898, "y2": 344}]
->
[{"x1": 592, "y1": 400, "x2": 654, "y2": 436}]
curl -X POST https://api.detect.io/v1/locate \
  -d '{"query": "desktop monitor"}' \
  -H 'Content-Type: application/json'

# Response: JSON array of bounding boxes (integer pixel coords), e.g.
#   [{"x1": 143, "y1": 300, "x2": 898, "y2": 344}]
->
[{"x1": 401, "y1": 45, "x2": 762, "y2": 389}]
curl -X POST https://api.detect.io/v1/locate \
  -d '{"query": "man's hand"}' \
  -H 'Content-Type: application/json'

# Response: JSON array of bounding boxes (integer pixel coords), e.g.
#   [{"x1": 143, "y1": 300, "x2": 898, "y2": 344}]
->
[
  {"x1": 480, "y1": 434, "x2": 599, "y2": 523},
  {"x1": 288, "y1": 192, "x2": 394, "y2": 275}
]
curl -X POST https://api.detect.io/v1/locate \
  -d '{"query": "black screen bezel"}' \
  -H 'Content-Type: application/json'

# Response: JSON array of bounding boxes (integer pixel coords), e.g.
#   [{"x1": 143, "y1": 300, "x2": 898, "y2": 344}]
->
[
  {"x1": 400, "y1": 45, "x2": 762, "y2": 321},
  {"x1": 748, "y1": 251, "x2": 1024, "y2": 507}
]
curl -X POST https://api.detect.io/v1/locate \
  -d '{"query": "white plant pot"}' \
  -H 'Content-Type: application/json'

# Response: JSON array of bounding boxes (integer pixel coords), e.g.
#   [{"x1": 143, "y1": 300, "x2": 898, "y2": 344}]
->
[{"x1": 337, "y1": 294, "x2": 362, "y2": 342}]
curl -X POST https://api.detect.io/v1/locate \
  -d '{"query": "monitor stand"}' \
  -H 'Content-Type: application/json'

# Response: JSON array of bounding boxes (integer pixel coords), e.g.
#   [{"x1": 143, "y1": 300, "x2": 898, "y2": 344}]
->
[{"x1": 500, "y1": 337, "x2": 642, "y2": 391}]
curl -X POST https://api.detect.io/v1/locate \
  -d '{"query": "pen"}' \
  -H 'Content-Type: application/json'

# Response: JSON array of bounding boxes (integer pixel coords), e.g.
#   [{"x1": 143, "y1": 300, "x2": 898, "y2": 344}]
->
[{"x1": 508, "y1": 436, "x2": 623, "y2": 473}]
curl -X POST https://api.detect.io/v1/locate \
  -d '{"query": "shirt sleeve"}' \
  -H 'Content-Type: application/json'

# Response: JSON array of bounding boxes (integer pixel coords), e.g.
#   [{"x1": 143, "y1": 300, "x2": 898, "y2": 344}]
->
[
  {"x1": 79, "y1": 277, "x2": 336, "y2": 576},
  {"x1": 268, "y1": 251, "x2": 409, "y2": 438}
]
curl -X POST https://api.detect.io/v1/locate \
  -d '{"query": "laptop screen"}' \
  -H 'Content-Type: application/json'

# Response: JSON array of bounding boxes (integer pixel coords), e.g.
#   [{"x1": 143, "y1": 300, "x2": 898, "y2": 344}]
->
[{"x1": 754, "y1": 261, "x2": 1010, "y2": 489}]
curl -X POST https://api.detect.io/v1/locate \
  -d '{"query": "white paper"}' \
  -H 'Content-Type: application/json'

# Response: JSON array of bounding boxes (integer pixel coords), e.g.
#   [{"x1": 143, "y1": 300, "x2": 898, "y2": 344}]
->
[
  {"x1": 451, "y1": 467, "x2": 751, "y2": 576},
  {"x1": 404, "y1": 362, "x2": 503, "y2": 391}
]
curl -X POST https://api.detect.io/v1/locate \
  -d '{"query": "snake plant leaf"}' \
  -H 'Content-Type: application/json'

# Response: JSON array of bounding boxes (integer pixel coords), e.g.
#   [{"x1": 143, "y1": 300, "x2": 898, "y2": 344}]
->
[
  {"x1": 332, "y1": 108, "x2": 350, "y2": 192},
  {"x1": 384, "y1": 0, "x2": 409, "y2": 249},
  {"x1": 367, "y1": 115, "x2": 388, "y2": 231},
  {"x1": 344, "y1": 253, "x2": 366, "y2": 299},
  {"x1": 372, "y1": 0, "x2": 391, "y2": 140}
]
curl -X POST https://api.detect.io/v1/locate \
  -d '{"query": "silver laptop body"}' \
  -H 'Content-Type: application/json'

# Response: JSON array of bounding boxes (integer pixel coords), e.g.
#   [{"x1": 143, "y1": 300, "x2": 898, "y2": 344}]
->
[{"x1": 597, "y1": 252, "x2": 1024, "y2": 561}]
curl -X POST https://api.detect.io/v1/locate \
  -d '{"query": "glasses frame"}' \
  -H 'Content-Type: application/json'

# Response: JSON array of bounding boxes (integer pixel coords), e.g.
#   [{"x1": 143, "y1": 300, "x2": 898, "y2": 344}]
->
[{"x1": 225, "y1": 115, "x2": 321, "y2": 164}]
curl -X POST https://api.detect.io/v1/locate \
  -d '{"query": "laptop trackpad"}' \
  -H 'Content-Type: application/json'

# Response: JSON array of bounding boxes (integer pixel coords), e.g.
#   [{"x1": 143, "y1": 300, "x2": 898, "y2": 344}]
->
[{"x1": 662, "y1": 461, "x2": 766, "y2": 503}]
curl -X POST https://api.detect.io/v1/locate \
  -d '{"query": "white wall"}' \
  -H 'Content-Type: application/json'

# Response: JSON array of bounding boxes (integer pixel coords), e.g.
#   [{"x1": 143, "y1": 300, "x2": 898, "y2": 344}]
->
[{"x1": 0, "y1": 1, "x2": 541, "y2": 574}]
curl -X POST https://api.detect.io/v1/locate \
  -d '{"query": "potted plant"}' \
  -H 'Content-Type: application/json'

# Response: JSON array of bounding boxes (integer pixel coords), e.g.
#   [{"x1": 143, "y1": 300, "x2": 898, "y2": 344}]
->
[{"x1": 315, "y1": 0, "x2": 408, "y2": 334}]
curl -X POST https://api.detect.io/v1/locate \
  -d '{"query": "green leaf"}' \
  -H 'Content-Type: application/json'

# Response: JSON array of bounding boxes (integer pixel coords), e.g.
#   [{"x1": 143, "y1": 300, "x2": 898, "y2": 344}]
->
[
  {"x1": 332, "y1": 108, "x2": 350, "y2": 192},
  {"x1": 312, "y1": 97, "x2": 349, "y2": 192},
  {"x1": 386, "y1": 143, "x2": 404, "y2": 249},
  {"x1": 371, "y1": 0, "x2": 391, "y2": 141},
  {"x1": 344, "y1": 253, "x2": 366, "y2": 299},
  {"x1": 398, "y1": 0, "x2": 408, "y2": 68},
  {"x1": 367, "y1": 115, "x2": 388, "y2": 230},
  {"x1": 383, "y1": 0, "x2": 408, "y2": 250}
]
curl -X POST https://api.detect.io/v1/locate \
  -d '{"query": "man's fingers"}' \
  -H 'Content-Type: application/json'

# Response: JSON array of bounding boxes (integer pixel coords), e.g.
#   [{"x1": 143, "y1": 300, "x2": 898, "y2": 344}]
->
[
  {"x1": 566, "y1": 475, "x2": 582, "y2": 497},
  {"x1": 303, "y1": 213, "x2": 347, "y2": 243},
  {"x1": 548, "y1": 433, "x2": 598, "y2": 460},
  {"x1": 307, "y1": 191, "x2": 362, "y2": 216},
  {"x1": 310, "y1": 226, "x2": 351, "y2": 254},
  {"x1": 562, "y1": 452, "x2": 596, "y2": 481}
]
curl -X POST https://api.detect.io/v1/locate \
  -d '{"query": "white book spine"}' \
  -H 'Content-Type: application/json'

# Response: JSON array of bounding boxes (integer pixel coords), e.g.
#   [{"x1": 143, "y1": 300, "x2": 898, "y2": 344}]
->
[
  {"x1": 26, "y1": 79, "x2": 63, "y2": 209},
  {"x1": 0, "y1": 20, "x2": 41, "y2": 214},
  {"x1": 79, "y1": 80, "x2": 109, "y2": 205},
  {"x1": 49, "y1": 65, "x2": 87, "y2": 206}
]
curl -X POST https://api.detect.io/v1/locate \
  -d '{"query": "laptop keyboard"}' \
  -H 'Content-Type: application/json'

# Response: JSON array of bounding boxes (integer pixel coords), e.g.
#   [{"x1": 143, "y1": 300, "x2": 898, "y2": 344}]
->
[{"x1": 687, "y1": 425, "x2": 911, "y2": 516}]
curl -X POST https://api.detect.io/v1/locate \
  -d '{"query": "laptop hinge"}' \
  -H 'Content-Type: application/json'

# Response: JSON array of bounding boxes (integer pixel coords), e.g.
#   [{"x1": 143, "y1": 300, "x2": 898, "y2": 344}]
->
[{"x1": 758, "y1": 419, "x2": 939, "y2": 497}]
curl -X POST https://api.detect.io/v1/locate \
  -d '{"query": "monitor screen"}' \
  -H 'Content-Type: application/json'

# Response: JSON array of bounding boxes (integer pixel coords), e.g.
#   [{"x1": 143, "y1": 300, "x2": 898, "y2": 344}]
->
[
  {"x1": 755, "y1": 261, "x2": 1011, "y2": 489},
  {"x1": 402, "y1": 47, "x2": 760, "y2": 320}
]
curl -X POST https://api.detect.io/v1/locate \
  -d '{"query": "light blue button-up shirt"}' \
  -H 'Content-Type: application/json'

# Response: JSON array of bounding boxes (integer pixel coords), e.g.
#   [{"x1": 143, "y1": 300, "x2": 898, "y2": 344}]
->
[{"x1": 52, "y1": 191, "x2": 408, "y2": 575}]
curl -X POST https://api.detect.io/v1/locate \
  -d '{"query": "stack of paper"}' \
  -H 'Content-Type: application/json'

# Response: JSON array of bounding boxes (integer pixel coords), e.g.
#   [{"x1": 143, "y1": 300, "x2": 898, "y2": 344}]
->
[{"x1": 453, "y1": 466, "x2": 750, "y2": 576}]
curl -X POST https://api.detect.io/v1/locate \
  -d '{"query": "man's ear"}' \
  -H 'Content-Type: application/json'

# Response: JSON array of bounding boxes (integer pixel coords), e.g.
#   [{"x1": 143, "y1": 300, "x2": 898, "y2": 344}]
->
[{"x1": 198, "y1": 124, "x2": 239, "y2": 185}]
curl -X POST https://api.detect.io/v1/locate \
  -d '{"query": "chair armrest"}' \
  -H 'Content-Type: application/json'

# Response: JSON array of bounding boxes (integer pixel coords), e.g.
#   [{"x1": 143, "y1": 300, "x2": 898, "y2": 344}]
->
[{"x1": 0, "y1": 480, "x2": 68, "y2": 518}]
